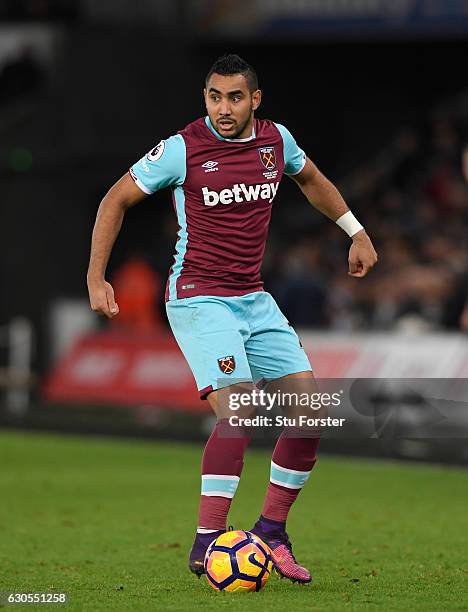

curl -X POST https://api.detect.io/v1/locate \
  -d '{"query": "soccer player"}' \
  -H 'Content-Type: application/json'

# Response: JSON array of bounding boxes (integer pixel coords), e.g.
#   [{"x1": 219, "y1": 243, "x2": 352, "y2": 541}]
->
[{"x1": 87, "y1": 54, "x2": 377, "y2": 584}]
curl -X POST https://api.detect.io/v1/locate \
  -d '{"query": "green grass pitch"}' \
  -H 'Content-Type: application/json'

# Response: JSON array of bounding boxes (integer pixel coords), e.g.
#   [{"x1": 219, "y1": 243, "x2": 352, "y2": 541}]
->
[{"x1": 1, "y1": 430, "x2": 467, "y2": 611}]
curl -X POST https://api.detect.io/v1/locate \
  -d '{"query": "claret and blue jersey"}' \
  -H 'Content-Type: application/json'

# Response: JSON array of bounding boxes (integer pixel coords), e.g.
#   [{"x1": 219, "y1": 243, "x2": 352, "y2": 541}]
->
[
  {"x1": 129, "y1": 115, "x2": 306, "y2": 302},
  {"x1": 129, "y1": 115, "x2": 311, "y2": 397}
]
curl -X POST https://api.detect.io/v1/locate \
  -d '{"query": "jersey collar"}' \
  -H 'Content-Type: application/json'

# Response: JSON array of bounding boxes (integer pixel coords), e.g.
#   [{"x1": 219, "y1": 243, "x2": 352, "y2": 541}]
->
[{"x1": 205, "y1": 116, "x2": 256, "y2": 142}]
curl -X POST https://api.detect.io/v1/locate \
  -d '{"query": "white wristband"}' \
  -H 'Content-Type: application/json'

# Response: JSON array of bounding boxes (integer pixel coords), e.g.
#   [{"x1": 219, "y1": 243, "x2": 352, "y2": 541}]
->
[{"x1": 336, "y1": 211, "x2": 364, "y2": 237}]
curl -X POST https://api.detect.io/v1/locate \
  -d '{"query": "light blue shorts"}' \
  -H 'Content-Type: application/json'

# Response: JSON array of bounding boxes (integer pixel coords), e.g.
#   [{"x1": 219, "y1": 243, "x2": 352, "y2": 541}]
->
[{"x1": 165, "y1": 291, "x2": 312, "y2": 399}]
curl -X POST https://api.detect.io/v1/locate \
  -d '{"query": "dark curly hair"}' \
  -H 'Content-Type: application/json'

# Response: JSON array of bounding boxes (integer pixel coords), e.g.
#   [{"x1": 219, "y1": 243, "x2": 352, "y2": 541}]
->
[{"x1": 206, "y1": 54, "x2": 258, "y2": 92}]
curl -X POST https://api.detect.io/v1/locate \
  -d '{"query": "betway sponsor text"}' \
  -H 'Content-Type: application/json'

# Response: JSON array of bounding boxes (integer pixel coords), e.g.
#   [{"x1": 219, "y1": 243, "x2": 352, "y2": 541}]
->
[{"x1": 202, "y1": 182, "x2": 279, "y2": 206}]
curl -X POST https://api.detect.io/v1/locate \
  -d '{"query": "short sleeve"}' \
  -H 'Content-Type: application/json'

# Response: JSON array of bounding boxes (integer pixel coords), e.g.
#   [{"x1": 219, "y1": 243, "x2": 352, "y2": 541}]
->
[
  {"x1": 275, "y1": 123, "x2": 306, "y2": 176},
  {"x1": 129, "y1": 134, "x2": 186, "y2": 194}
]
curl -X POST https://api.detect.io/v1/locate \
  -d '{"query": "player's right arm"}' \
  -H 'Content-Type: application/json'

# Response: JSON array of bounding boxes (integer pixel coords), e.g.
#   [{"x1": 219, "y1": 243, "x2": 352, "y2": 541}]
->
[
  {"x1": 87, "y1": 135, "x2": 186, "y2": 318},
  {"x1": 87, "y1": 174, "x2": 147, "y2": 318}
]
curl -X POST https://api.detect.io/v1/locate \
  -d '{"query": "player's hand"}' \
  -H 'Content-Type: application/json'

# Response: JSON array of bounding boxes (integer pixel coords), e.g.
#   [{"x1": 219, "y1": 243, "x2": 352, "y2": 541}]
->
[
  {"x1": 87, "y1": 278, "x2": 119, "y2": 318},
  {"x1": 348, "y1": 230, "x2": 378, "y2": 278}
]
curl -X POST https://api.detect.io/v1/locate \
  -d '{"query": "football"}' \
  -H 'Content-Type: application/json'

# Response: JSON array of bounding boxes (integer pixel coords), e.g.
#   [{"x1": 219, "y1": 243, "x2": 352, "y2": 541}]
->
[{"x1": 204, "y1": 530, "x2": 273, "y2": 592}]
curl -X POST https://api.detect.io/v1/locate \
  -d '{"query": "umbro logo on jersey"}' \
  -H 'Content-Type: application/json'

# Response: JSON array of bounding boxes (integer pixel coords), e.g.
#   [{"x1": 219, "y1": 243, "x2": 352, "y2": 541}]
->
[
  {"x1": 202, "y1": 160, "x2": 219, "y2": 173},
  {"x1": 202, "y1": 182, "x2": 279, "y2": 206}
]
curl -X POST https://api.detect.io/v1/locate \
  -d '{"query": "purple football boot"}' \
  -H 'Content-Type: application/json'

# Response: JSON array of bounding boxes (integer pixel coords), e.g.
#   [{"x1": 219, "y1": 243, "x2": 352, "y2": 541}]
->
[
  {"x1": 251, "y1": 515, "x2": 311, "y2": 584},
  {"x1": 188, "y1": 530, "x2": 224, "y2": 577}
]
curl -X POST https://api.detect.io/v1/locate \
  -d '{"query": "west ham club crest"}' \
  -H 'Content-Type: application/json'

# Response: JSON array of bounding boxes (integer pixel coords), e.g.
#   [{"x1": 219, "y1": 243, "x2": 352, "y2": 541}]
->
[
  {"x1": 258, "y1": 146, "x2": 276, "y2": 171},
  {"x1": 218, "y1": 355, "x2": 236, "y2": 375}
]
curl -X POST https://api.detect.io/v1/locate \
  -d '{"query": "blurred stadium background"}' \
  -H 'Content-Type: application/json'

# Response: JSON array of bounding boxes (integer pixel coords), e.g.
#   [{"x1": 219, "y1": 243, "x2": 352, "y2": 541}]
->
[{"x1": 1, "y1": 0, "x2": 468, "y2": 464}]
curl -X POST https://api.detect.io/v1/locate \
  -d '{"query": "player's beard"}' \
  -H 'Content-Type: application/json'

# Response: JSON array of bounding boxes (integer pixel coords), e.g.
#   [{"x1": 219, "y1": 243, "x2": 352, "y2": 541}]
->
[{"x1": 217, "y1": 110, "x2": 253, "y2": 139}]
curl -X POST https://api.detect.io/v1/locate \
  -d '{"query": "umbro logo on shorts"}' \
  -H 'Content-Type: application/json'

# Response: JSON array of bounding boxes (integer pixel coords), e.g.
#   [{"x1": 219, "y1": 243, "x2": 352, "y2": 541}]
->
[{"x1": 218, "y1": 355, "x2": 235, "y2": 375}]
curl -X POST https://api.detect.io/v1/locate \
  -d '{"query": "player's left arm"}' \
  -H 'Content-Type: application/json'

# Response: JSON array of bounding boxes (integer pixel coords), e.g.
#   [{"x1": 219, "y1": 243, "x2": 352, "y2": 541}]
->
[{"x1": 292, "y1": 157, "x2": 378, "y2": 278}]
